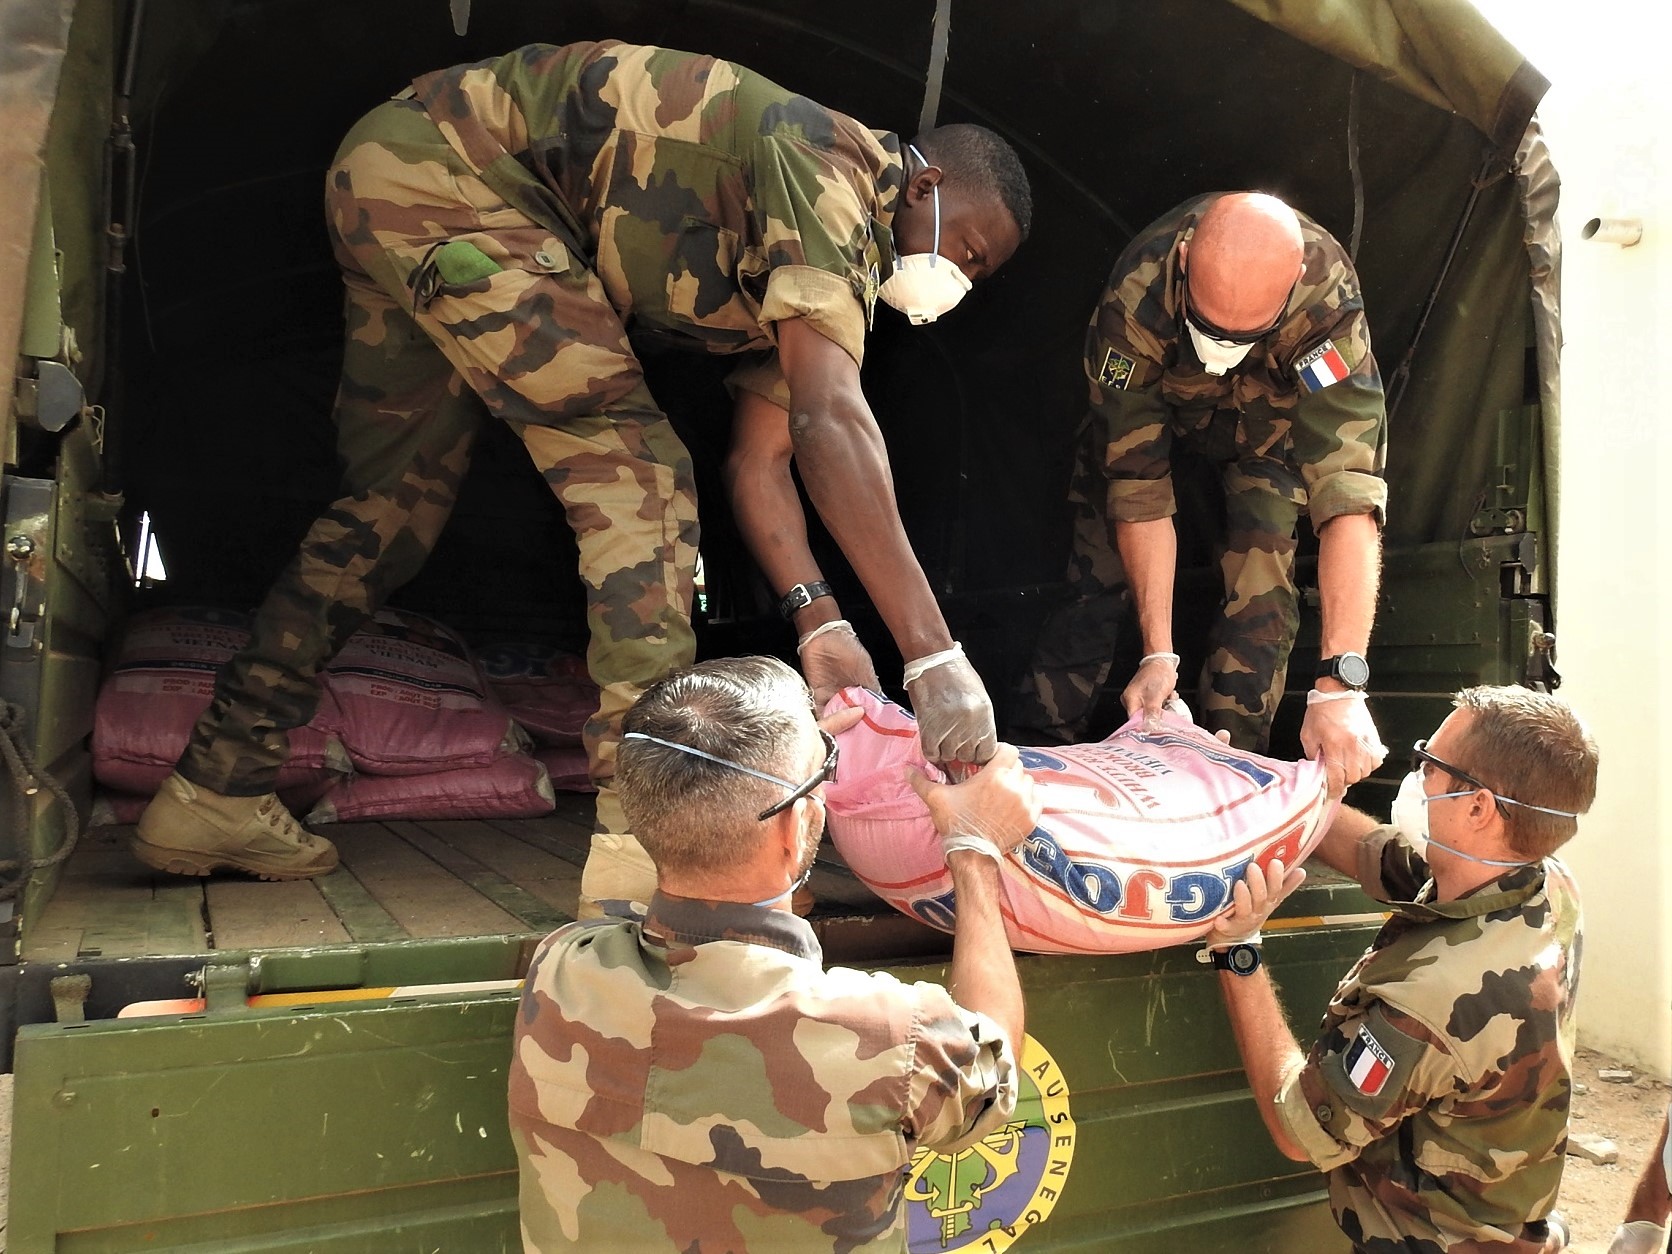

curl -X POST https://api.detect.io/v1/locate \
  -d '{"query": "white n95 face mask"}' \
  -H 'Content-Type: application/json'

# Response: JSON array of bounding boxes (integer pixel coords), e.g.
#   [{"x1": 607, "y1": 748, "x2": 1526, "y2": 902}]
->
[
  {"x1": 877, "y1": 144, "x2": 972, "y2": 325},
  {"x1": 1186, "y1": 323, "x2": 1256, "y2": 376},
  {"x1": 1389, "y1": 769, "x2": 1529, "y2": 868}
]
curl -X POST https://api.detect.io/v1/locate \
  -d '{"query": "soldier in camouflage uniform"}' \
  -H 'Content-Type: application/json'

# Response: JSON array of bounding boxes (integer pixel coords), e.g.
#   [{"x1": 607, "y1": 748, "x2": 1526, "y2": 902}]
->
[
  {"x1": 509, "y1": 656, "x2": 1038, "y2": 1252},
  {"x1": 1015, "y1": 192, "x2": 1386, "y2": 795},
  {"x1": 1206, "y1": 685, "x2": 1599, "y2": 1253},
  {"x1": 132, "y1": 41, "x2": 1031, "y2": 905}
]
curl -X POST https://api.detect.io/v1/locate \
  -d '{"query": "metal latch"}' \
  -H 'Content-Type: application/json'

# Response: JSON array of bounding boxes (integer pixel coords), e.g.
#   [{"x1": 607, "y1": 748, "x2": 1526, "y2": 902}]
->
[{"x1": 6, "y1": 533, "x2": 36, "y2": 639}]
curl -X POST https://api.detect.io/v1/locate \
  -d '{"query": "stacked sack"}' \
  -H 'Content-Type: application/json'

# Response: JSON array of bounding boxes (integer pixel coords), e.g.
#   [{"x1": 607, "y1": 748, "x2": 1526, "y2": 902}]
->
[
  {"x1": 91, "y1": 607, "x2": 570, "y2": 825},
  {"x1": 302, "y1": 609, "x2": 554, "y2": 823},
  {"x1": 91, "y1": 606, "x2": 352, "y2": 823},
  {"x1": 475, "y1": 641, "x2": 599, "y2": 793}
]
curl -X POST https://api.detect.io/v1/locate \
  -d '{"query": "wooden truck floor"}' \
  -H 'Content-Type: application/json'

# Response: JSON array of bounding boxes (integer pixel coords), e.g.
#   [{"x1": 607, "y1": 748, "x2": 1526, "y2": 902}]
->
[{"x1": 24, "y1": 794, "x2": 940, "y2": 964}]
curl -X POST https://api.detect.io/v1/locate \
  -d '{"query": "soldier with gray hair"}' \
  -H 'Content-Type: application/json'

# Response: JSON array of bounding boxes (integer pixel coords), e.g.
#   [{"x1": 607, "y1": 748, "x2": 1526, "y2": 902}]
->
[
  {"x1": 1017, "y1": 191, "x2": 1386, "y2": 798},
  {"x1": 507, "y1": 655, "x2": 1042, "y2": 1252},
  {"x1": 131, "y1": 39, "x2": 1032, "y2": 912},
  {"x1": 1202, "y1": 684, "x2": 1599, "y2": 1253}
]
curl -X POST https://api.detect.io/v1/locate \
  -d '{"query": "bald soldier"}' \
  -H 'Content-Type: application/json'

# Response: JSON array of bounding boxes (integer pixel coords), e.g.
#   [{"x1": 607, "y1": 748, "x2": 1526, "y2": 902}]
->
[
  {"x1": 509, "y1": 656, "x2": 1040, "y2": 1251},
  {"x1": 131, "y1": 40, "x2": 1032, "y2": 910},
  {"x1": 1206, "y1": 685, "x2": 1598, "y2": 1252},
  {"x1": 1017, "y1": 192, "x2": 1385, "y2": 796}
]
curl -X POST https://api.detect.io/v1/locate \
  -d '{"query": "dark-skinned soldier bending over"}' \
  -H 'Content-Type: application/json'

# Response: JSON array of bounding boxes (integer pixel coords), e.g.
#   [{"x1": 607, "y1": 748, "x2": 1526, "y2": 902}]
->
[{"x1": 132, "y1": 39, "x2": 1032, "y2": 915}]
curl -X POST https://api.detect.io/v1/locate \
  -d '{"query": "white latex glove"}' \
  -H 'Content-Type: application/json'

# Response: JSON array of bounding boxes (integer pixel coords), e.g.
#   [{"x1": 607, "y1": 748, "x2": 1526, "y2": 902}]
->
[
  {"x1": 1204, "y1": 858, "x2": 1306, "y2": 949},
  {"x1": 1609, "y1": 1221, "x2": 1669, "y2": 1254},
  {"x1": 797, "y1": 620, "x2": 880, "y2": 708},
  {"x1": 904, "y1": 645, "x2": 997, "y2": 766},
  {"x1": 905, "y1": 743, "x2": 1041, "y2": 861},
  {"x1": 1121, "y1": 653, "x2": 1181, "y2": 731},
  {"x1": 1300, "y1": 691, "x2": 1387, "y2": 798}
]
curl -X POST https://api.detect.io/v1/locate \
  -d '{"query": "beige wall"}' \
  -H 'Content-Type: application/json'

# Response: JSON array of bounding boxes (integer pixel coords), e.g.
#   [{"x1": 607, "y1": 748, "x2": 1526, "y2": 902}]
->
[{"x1": 1472, "y1": 0, "x2": 1671, "y2": 1074}]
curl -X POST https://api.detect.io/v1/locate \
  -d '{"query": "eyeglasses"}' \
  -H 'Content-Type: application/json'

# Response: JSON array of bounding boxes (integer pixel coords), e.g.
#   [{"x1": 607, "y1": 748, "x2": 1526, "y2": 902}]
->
[
  {"x1": 1410, "y1": 739, "x2": 1491, "y2": 793},
  {"x1": 1411, "y1": 739, "x2": 1581, "y2": 822},
  {"x1": 757, "y1": 729, "x2": 839, "y2": 821},
  {"x1": 1412, "y1": 739, "x2": 1512, "y2": 820},
  {"x1": 623, "y1": 728, "x2": 839, "y2": 822},
  {"x1": 1181, "y1": 268, "x2": 1295, "y2": 346}
]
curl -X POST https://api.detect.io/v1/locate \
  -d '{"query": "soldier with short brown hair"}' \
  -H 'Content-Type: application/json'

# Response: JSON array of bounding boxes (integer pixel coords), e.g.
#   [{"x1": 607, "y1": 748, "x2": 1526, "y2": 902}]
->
[
  {"x1": 508, "y1": 656, "x2": 1041, "y2": 1251},
  {"x1": 131, "y1": 40, "x2": 1032, "y2": 907},
  {"x1": 1204, "y1": 684, "x2": 1599, "y2": 1253},
  {"x1": 1017, "y1": 191, "x2": 1386, "y2": 798}
]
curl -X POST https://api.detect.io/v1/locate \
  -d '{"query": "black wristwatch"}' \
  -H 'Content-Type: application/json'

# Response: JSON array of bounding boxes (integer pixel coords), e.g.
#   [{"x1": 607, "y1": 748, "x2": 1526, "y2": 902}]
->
[
  {"x1": 1197, "y1": 943, "x2": 1263, "y2": 976},
  {"x1": 1317, "y1": 652, "x2": 1370, "y2": 690},
  {"x1": 777, "y1": 580, "x2": 834, "y2": 621}
]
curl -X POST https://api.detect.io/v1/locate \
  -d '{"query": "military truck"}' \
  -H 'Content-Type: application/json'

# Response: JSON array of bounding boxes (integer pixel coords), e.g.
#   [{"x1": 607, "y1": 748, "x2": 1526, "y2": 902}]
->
[{"x1": 0, "y1": 0, "x2": 1558, "y2": 1249}]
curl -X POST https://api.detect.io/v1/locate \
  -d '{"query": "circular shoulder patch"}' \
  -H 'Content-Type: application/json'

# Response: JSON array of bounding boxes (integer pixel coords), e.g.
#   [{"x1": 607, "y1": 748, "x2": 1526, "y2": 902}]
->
[{"x1": 905, "y1": 1033, "x2": 1077, "y2": 1251}]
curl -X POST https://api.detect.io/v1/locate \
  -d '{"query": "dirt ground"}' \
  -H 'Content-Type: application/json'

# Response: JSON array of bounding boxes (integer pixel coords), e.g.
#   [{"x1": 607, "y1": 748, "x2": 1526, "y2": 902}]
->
[
  {"x1": 0, "y1": 1051, "x2": 1659, "y2": 1251},
  {"x1": 1564, "y1": 1047, "x2": 1669, "y2": 1253}
]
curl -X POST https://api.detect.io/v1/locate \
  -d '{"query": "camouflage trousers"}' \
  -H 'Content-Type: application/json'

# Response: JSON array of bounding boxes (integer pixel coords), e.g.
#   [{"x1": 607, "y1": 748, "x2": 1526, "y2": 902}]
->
[
  {"x1": 178, "y1": 99, "x2": 697, "y2": 911},
  {"x1": 1017, "y1": 412, "x2": 1304, "y2": 752}
]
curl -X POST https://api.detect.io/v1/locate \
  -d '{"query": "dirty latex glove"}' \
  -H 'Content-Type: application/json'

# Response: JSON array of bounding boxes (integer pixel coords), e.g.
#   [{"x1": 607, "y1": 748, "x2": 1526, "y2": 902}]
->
[
  {"x1": 905, "y1": 743, "x2": 1041, "y2": 862},
  {"x1": 797, "y1": 619, "x2": 880, "y2": 708},
  {"x1": 1204, "y1": 858, "x2": 1306, "y2": 949},
  {"x1": 1609, "y1": 1221, "x2": 1668, "y2": 1254},
  {"x1": 1300, "y1": 690, "x2": 1387, "y2": 798},
  {"x1": 903, "y1": 643, "x2": 997, "y2": 766},
  {"x1": 1122, "y1": 652, "x2": 1182, "y2": 731}
]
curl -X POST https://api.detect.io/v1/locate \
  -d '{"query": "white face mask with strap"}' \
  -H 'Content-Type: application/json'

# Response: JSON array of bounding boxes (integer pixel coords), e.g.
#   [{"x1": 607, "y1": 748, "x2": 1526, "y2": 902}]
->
[
  {"x1": 876, "y1": 144, "x2": 972, "y2": 325},
  {"x1": 1389, "y1": 769, "x2": 1577, "y2": 868}
]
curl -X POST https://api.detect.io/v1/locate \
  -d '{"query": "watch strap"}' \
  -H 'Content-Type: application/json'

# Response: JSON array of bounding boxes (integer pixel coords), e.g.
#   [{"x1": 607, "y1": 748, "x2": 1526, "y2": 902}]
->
[{"x1": 778, "y1": 580, "x2": 834, "y2": 621}]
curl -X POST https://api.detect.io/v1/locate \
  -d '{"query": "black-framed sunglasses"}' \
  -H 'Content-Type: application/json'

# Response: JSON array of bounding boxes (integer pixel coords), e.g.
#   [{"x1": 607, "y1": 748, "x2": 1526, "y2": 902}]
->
[
  {"x1": 1410, "y1": 739, "x2": 1510, "y2": 817},
  {"x1": 1181, "y1": 267, "x2": 1296, "y2": 346},
  {"x1": 1410, "y1": 739, "x2": 1488, "y2": 791},
  {"x1": 758, "y1": 729, "x2": 840, "y2": 822}
]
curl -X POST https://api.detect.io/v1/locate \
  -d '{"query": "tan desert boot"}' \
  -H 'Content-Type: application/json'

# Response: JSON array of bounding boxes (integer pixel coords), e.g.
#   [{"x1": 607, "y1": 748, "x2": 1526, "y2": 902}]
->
[{"x1": 133, "y1": 773, "x2": 339, "y2": 880}]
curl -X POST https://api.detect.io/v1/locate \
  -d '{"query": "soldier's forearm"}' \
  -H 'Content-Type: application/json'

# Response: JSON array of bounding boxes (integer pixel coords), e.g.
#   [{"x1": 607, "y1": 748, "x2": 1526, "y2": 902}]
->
[
  {"x1": 947, "y1": 851, "x2": 1024, "y2": 1051},
  {"x1": 776, "y1": 317, "x2": 952, "y2": 661},
  {"x1": 1218, "y1": 966, "x2": 1312, "y2": 1163},
  {"x1": 791, "y1": 405, "x2": 951, "y2": 659},
  {"x1": 723, "y1": 441, "x2": 839, "y2": 633},
  {"x1": 1315, "y1": 513, "x2": 1381, "y2": 667},
  {"x1": 1115, "y1": 517, "x2": 1178, "y2": 655}
]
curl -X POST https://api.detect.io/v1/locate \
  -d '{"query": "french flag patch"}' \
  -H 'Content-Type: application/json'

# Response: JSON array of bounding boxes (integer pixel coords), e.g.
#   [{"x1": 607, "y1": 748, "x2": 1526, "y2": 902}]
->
[
  {"x1": 1345, "y1": 1024, "x2": 1395, "y2": 1096},
  {"x1": 1296, "y1": 340, "x2": 1351, "y2": 392}
]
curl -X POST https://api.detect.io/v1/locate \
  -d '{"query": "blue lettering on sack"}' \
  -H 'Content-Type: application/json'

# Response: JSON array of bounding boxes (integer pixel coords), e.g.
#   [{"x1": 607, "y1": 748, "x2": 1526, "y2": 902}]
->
[
  {"x1": 1014, "y1": 826, "x2": 1256, "y2": 923},
  {"x1": 914, "y1": 889, "x2": 959, "y2": 930},
  {"x1": 1018, "y1": 749, "x2": 1069, "y2": 772},
  {"x1": 1128, "y1": 731, "x2": 1277, "y2": 788}
]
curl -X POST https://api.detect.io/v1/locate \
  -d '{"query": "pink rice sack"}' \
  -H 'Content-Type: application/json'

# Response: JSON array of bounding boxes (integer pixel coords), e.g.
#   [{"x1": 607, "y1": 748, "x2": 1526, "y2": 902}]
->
[
  {"x1": 303, "y1": 753, "x2": 555, "y2": 824},
  {"x1": 318, "y1": 609, "x2": 528, "y2": 776},
  {"x1": 476, "y1": 642, "x2": 597, "y2": 748},
  {"x1": 91, "y1": 606, "x2": 349, "y2": 796},
  {"x1": 822, "y1": 687, "x2": 1336, "y2": 955}
]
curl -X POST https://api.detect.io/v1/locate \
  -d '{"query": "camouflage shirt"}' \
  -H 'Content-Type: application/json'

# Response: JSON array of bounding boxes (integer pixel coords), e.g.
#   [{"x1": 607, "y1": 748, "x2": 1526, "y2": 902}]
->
[
  {"x1": 508, "y1": 891, "x2": 1017, "y2": 1253},
  {"x1": 412, "y1": 40, "x2": 902, "y2": 369},
  {"x1": 1274, "y1": 827, "x2": 1581, "y2": 1253},
  {"x1": 1086, "y1": 195, "x2": 1388, "y2": 528}
]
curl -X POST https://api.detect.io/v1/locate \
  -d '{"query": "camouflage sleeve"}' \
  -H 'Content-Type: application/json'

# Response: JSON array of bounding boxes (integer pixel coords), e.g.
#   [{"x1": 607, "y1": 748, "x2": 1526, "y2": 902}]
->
[
  {"x1": 1274, "y1": 999, "x2": 1460, "y2": 1172},
  {"x1": 1354, "y1": 824, "x2": 1432, "y2": 903},
  {"x1": 724, "y1": 352, "x2": 792, "y2": 410},
  {"x1": 1084, "y1": 290, "x2": 1174, "y2": 524},
  {"x1": 1287, "y1": 302, "x2": 1389, "y2": 529},
  {"x1": 751, "y1": 136, "x2": 872, "y2": 367},
  {"x1": 760, "y1": 267, "x2": 867, "y2": 366},
  {"x1": 904, "y1": 981, "x2": 1018, "y2": 1154}
]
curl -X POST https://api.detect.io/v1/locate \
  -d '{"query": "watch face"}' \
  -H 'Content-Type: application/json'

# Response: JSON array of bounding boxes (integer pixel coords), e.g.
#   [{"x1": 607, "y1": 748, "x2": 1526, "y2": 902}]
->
[
  {"x1": 1332, "y1": 653, "x2": 1370, "y2": 688},
  {"x1": 1228, "y1": 945, "x2": 1261, "y2": 976}
]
